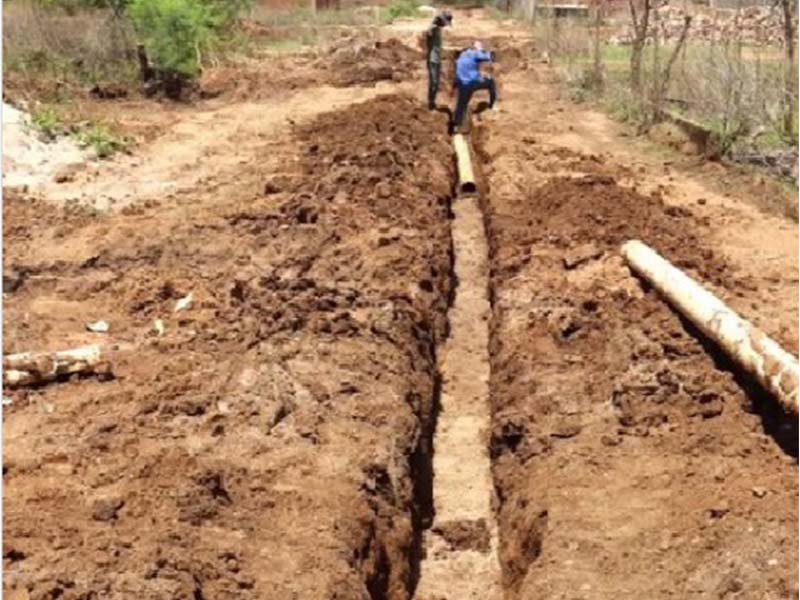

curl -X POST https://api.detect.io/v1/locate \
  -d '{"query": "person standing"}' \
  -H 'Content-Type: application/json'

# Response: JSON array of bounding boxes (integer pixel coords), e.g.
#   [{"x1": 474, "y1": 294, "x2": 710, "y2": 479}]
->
[
  {"x1": 452, "y1": 41, "x2": 497, "y2": 129},
  {"x1": 424, "y1": 10, "x2": 453, "y2": 110}
]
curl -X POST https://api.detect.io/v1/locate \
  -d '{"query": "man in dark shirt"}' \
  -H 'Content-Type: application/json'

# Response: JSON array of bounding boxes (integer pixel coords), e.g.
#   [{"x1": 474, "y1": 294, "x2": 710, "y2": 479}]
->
[{"x1": 425, "y1": 10, "x2": 452, "y2": 110}]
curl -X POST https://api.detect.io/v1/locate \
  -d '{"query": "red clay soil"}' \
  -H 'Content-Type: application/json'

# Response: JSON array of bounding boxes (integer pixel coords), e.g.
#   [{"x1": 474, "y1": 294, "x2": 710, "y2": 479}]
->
[
  {"x1": 2, "y1": 94, "x2": 454, "y2": 600},
  {"x1": 320, "y1": 38, "x2": 424, "y2": 87},
  {"x1": 477, "y1": 131, "x2": 798, "y2": 598},
  {"x1": 179, "y1": 37, "x2": 422, "y2": 101}
]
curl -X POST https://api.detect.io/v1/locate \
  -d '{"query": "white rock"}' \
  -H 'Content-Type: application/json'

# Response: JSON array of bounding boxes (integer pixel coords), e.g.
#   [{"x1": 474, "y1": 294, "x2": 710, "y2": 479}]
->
[
  {"x1": 174, "y1": 293, "x2": 193, "y2": 312},
  {"x1": 86, "y1": 320, "x2": 110, "y2": 333},
  {"x1": 153, "y1": 319, "x2": 166, "y2": 336}
]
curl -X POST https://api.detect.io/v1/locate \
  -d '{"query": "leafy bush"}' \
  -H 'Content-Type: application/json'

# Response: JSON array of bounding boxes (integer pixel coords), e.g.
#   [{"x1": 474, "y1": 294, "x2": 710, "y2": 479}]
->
[
  {"x1": 128, "y1": 0, "x2": 251, "y2": 81},
  {"x1": 128, "y1": 0, "x2": 217, "y2": 77},
  {"x1": 31, "y1": 107, "x2": 61, "y2": 138},
  {"x1": 74, "y1": 122, "x2": 127, "y2": 157}
]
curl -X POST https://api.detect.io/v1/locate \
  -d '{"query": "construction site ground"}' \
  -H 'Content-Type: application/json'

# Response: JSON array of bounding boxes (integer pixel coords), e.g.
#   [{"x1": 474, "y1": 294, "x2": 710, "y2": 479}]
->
[{"x1": 3, "y1": 10, "x2": 797, "y2": 600}]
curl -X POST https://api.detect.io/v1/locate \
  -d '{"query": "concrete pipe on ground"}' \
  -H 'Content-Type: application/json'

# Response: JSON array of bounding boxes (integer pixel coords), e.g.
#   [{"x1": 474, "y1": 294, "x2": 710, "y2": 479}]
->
[{"x1": 622, "y1": 239, "x2": 798, "y2": 414}]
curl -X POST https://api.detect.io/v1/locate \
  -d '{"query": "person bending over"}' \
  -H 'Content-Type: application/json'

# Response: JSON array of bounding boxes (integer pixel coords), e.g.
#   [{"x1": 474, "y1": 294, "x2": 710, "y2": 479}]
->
[{"x1": 452, "y1": 41, "x2": 496, "y2": 129}]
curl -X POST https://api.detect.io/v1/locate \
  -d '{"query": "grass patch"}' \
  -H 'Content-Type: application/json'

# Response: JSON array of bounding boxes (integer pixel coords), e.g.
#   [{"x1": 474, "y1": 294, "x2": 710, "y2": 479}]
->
[
  {"x1": 381, "y1": 0, "x2": 421, "y2": 22},
  {"x1": 26, "y1": 102, "x2": 129, "y2": 158}
]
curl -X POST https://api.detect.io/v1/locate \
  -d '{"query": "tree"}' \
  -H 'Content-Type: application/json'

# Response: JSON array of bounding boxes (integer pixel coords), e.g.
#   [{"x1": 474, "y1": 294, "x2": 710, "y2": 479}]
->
[
  {"x1": 651, "y1": 14, "x2": 691, "y2": 119},
  {"x1": 591, "y1": 0, "x2": 607, "y2": 90},
  {"x1": 628, "y1": 0, "x2": 652, "y2": 96},
  {"x1": 128, "y1": 0, "x2": 251, "y2": 96},
  {"x1": 128, "y1": 0, "x2": 215, "y2": 80}
]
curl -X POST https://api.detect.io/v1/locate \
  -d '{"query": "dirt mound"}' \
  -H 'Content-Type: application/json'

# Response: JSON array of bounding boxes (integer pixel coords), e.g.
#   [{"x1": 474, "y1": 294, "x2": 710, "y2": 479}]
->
[
  {"x1": 202, "y1": 37, "x2": 423, "y2": 99},
  {"x1": 198, "y1": 54, "x2": 325, "y2": 100},
  {"x1": 3, "y1": 94, "x2": 455, "y2": 600},
  {"x1": 514, "y1": 174, "x2": 728, "y2": 283},
  {"x1": 321, "y1": 37, "x2": 423, "y2": 86},
  {"x1": 445, "y1": 35, "x2": 536, "y2": 72}
]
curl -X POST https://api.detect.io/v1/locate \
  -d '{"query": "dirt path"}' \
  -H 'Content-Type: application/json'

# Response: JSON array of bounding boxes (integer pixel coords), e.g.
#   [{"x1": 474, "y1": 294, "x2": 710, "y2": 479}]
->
[
  {"x1": 41, "y1": 81, "x2": 407, "y2": 209},
  {"x1": 414, "y1": 193, "x2": 502, "y2": 599}
]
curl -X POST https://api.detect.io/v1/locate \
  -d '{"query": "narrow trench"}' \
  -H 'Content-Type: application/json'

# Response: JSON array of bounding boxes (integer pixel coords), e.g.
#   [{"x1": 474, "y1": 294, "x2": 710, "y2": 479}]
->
[{"x1": 411, "y1": 135, "x2": 503, "y2": 599}]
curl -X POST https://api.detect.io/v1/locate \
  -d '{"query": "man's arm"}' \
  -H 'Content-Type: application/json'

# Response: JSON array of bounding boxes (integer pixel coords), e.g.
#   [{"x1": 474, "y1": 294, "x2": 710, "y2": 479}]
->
[{"x1": 474, "y1": 49, "x2": 493, "y2": 62}]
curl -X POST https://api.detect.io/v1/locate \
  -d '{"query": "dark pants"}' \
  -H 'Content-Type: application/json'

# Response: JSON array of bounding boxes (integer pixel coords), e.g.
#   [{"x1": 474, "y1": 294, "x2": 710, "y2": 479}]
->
[
  {"x1": 427, "y1": 61, "x2": 441, "y2": 109},
  {"x1": 453, "y1": 77, "x2": 497, "y2": 127}
]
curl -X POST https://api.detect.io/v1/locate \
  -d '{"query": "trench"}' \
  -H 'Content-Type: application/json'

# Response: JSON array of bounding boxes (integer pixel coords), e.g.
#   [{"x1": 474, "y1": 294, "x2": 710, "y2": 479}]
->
[{"x1": 412, "y1": 137, "x2": 503, "y2": 599}]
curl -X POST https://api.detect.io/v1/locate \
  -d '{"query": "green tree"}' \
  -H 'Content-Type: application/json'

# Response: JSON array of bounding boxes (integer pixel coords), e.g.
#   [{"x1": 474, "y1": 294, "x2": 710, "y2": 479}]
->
[{"x1": 128, "y1": 0, "x2": 216, "y2": 78}]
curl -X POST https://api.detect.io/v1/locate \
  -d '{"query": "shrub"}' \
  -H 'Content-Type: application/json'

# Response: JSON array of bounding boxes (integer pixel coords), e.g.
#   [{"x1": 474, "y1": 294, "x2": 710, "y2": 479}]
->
[
  {"x1": 74, "y1": 122, "x2": 127, "y2": 157},
  {"x1": 128, "y1": 0, "x2": 217, "y2": 77},
  {"x1": 128, "y1": 0, "x2": 252, "y2": 82},
  {"x1": 30, "y1": 106, "x2": 61, "y2": 138}
]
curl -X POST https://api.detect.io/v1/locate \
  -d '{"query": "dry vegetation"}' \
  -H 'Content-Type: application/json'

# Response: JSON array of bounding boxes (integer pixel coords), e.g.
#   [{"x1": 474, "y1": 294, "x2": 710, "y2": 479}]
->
[
  {"x1": 501, "y1": 1, "x2": 799, "y2": 181},
  {"x1": 3, "y1": 0, "x2": 139, "y2": 100}
]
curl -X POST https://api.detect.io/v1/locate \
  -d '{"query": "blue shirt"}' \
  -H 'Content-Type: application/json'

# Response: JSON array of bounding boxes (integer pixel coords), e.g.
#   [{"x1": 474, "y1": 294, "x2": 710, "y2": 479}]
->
[{"x1": 455, "y1": 49, "x2": 492, "y2": 85}]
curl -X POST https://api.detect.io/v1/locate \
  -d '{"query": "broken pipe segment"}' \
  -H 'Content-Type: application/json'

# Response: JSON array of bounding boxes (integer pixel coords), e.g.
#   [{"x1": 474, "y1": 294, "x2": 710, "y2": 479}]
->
[{"x1": 622, "y1": 239, "x2": 798, "y2": 414}]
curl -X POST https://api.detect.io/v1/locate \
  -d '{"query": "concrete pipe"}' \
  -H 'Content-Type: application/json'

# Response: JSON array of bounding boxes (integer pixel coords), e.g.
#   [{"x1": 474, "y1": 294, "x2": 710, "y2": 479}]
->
[
  {"x1": 621, "y1": 240, "x2": 798, "y2": 414},
  {"x1": 453, "y1": 134, "x2": 477, "y2": 194},
  {"x1": 3, "y1": 344, "x2": 111, "y2": 388}
]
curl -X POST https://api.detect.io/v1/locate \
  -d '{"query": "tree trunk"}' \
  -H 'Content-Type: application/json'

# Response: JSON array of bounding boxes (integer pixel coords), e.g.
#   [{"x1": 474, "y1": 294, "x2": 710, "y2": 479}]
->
[
  {"x1": 592, "y1": 0, "x2": 606, "y2": 90},
  {"x1": 630, "y1": 40, "x2": 643, "y2": 93},
  {"x1": 781, "y1": 0, "x2": 798, "y2": 140},
  {"x1": 628, "y1": 0, "x2": 651, "y2": 96},
  {"x1": 650, "y1": 2, "x2": 660, "y2": 113},
  {"x1": 525, "y1": 0, "x2": 536, "y2": 22},
  {"x1": 137, "y1": 44, "x2": 154, "y2": 83},
  {"x1": 653, "y1": 15, "x2": 691, "y2": 120}
]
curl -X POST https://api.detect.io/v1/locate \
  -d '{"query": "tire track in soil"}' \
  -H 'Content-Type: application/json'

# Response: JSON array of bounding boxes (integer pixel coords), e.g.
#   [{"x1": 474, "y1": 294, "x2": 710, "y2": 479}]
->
[{"x1": 414, "y1": 186, "x2": 502, "y2": 599}]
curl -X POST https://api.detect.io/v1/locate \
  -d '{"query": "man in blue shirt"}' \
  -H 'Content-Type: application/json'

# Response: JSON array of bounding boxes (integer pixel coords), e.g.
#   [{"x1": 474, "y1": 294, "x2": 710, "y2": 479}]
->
[{"x1": 452, "y1": 41, "x2": 497, "y2": 130}]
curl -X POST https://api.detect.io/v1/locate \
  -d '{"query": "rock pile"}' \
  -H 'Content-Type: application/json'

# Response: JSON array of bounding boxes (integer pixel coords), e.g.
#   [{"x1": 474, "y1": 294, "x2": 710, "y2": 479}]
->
[{"x1": 615, "y1": 5, "x2": 788, "y2": 46}]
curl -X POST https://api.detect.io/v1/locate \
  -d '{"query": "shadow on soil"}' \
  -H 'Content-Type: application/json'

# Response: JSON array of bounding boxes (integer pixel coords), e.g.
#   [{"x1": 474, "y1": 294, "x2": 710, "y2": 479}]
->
[
  {"x1": 678, "y1": 313, "x2": 798, "y2": 459},
  {"x1": 407, "y1": 188, "x2": 459, "y2": 595}
]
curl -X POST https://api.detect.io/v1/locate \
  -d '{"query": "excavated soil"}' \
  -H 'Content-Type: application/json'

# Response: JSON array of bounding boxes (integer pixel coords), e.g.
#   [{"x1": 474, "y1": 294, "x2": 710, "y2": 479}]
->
[
  {"x1": 3, "y1": 11, "x2": 798, "y2": 600},
  {"x1": 2, "y1": 94, "x2": 455, "y2": 600},
  {"x1": 198, "y1": 36, "x2": 423, "y2": 102},
  {"x1": 319, "y1": 38, "x2": 423, "y2": 87},
  {"x1": 476, "y1": 90, "x2": 798, "y2": 598}
]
